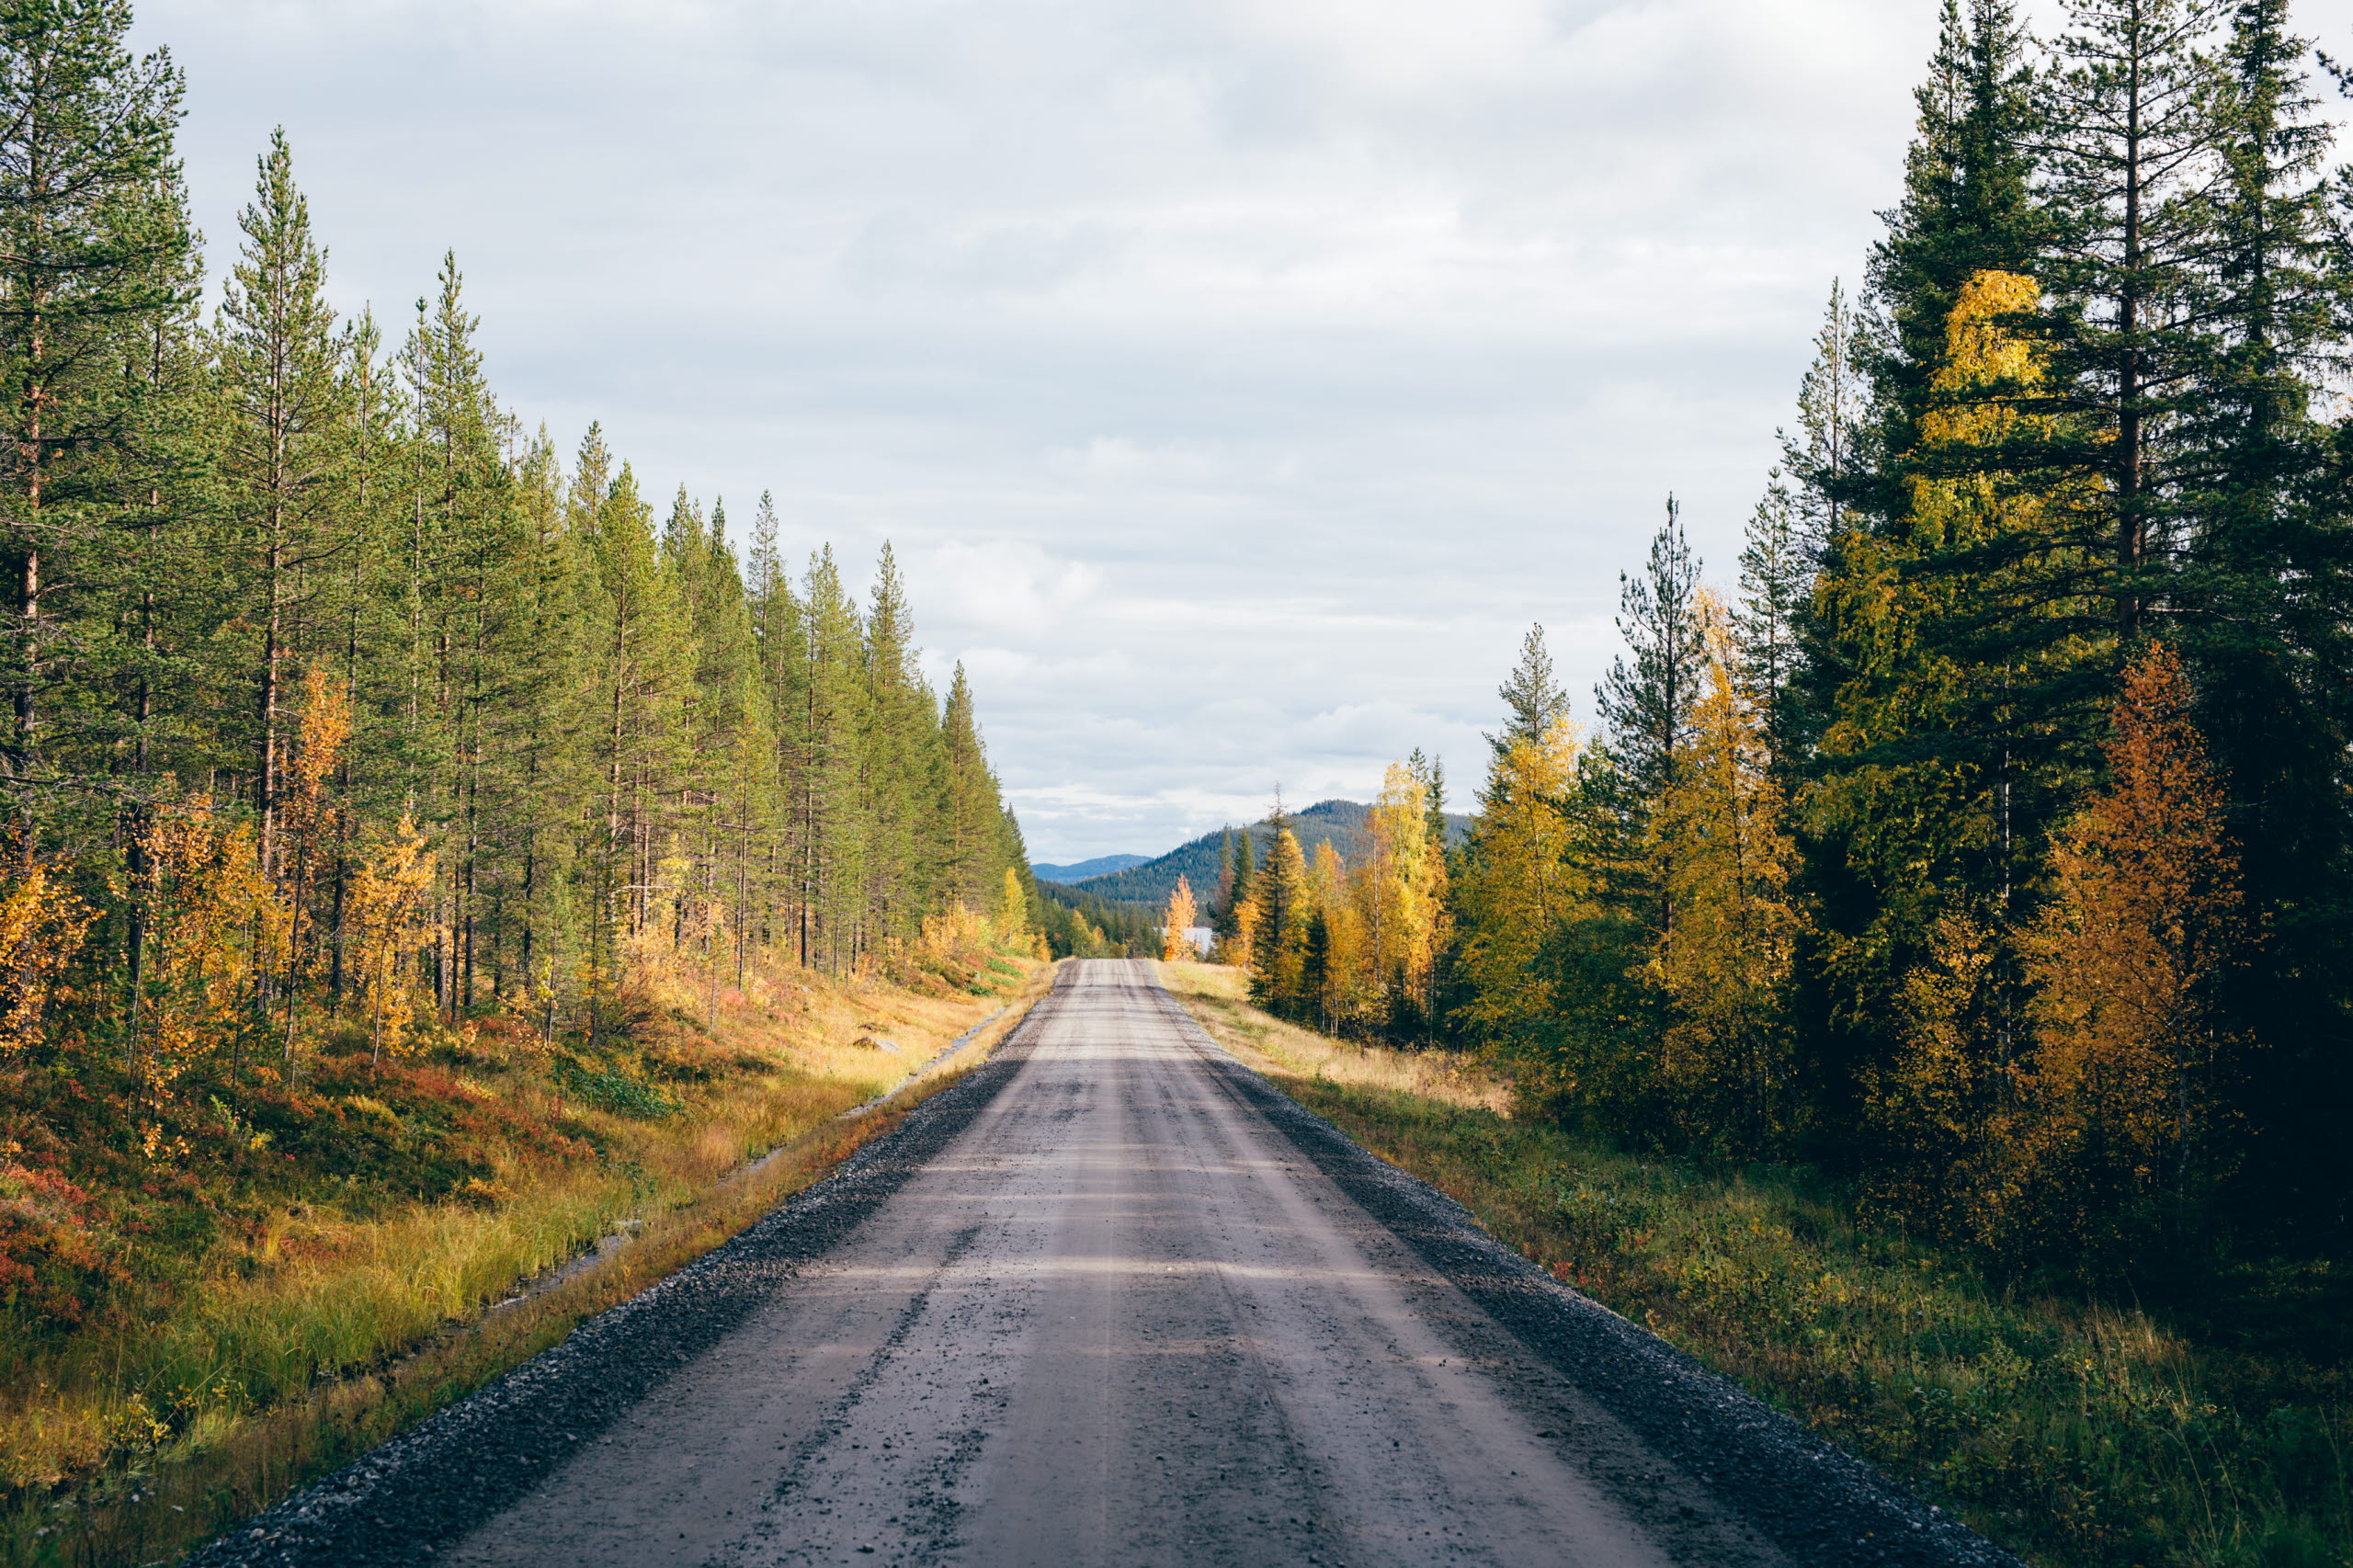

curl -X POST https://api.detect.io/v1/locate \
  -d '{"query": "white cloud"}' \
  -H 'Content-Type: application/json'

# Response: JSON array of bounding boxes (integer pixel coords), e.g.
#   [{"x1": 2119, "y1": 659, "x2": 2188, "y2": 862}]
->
[{"x1": 131, "y1": 0, "x2": 2353, "y2": 860}]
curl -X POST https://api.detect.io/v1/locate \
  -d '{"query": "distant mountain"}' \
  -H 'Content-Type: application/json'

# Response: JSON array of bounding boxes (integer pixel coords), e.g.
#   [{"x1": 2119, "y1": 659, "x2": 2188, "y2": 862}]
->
[
  {"x1": 1070, "y1": 800, "x2": 1472, "y2": 910},
  {"x1": 1032, "y1": 853, "x2": 1152, "y2": 885}
]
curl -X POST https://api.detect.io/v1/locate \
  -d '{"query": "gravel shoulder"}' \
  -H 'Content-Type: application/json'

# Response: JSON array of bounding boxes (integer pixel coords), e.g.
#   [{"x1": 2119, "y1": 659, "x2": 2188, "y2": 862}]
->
[
  {"x1": 1145, "y1": 975, "x2": 2023, "y2": 1568},
  {"x1": 178, "y1": 976, "x2": 1067, "y2": 1568},
  {"x1": 182, "y1": 960, "x2": 2021, "y2": 1568}
]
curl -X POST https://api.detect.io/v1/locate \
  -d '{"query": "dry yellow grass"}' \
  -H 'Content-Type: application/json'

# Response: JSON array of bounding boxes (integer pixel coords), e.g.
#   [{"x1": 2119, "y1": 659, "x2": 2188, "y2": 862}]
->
[
  {"x1": 4, "y1": 956, "x2": 1057, "y2": 1568},
  {"x1": 1155, "y1": 960, "x2": 1509, "y2": 1116}
]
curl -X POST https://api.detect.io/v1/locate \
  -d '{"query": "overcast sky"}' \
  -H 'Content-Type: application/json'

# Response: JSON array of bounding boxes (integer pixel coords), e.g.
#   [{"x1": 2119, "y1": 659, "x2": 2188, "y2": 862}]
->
[{"x1": 131, "y1": 0, "x2": 2353, "y2": 862}]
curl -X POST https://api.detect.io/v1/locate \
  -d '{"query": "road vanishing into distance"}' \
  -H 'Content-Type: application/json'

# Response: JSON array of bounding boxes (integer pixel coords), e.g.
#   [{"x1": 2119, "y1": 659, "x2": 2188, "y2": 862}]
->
[{"x1": 196, "y1": 961, "x2": 2017, "y2": 1568}]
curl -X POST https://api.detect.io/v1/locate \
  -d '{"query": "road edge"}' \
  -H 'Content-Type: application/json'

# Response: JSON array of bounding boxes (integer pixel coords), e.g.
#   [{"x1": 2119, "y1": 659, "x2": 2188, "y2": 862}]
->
[
  {"x1": 1144, "y1": 971, "x2": 2026, "y2": 1568},
  {"x1": 175, "y1": 966, "x2": 1068, "y2": 1568}
]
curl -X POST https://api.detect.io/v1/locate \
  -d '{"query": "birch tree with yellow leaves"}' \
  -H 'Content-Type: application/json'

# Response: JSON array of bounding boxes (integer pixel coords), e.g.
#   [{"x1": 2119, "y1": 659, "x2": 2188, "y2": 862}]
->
[
  {"x1": 347, "y1": 815, "x2": 437, "y2": 1066},
  {"x1": 1361, "y1": 762, "x2": 1447, "y2": 1028}
]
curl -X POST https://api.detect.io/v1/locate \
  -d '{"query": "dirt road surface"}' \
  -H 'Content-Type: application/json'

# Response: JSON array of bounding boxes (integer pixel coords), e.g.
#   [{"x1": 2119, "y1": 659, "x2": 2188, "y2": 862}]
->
[{"x1": 191, "y1": 960, "x2": 2017, "y2": 1568}]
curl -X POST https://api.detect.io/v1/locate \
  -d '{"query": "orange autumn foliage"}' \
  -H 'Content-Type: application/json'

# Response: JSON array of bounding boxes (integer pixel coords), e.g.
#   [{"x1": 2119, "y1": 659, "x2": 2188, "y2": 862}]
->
[
  {"x1": 2020, "y1": 649, "x2": 2242, "y2": 1165},
  {"x1": 1882, "y1": 640, "x2": 2249, "y2": 1261}
]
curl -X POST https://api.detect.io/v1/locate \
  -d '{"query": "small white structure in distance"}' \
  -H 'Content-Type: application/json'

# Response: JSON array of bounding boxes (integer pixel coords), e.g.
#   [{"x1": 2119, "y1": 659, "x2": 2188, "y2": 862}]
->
[{"x1": 1159, "y1": 926, "x2": 1216, "y2": 958}]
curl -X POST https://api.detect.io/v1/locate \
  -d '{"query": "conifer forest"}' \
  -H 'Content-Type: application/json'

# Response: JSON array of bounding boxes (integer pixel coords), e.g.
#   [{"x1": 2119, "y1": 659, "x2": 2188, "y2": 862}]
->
[
  {"x1": 0, "y1": 0, "x2": 1042, "y2": 1437},
  {"x1": 17, "y1": 0, "x2": 2353, "y2": 1563},
  {"x1": 1219, "y1": 0, "x2": 2353, "y2": 1286}
]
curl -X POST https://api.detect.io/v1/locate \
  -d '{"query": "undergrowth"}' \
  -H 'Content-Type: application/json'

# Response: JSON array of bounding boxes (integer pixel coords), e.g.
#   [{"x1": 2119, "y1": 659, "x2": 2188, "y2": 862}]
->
[
  {"x1": 0, "y1": 942, "x2": 1051, "y2": 1568},
  {"x1": 1161, "y1": 960, "x2": 2353, "y2": 1568}
]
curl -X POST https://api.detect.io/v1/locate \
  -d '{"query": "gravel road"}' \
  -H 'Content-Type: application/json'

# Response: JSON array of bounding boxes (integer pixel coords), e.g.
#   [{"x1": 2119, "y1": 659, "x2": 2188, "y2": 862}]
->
[{"x1": 189, "y1": 960, "x2": 2020, "y2": 1568}]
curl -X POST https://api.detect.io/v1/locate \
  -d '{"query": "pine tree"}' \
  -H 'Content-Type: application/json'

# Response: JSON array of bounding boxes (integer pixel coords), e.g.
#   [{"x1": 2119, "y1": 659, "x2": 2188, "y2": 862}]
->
[
  {"x1": 1742, "y1": 282, "x2": 1864, "y2": 769},
  {"x1": 937, "y1": 661, "x2": 995, "y2": 915},
  {"x1": 860, "y1": 543, "x2": 937, "y2": 943},
  {"x1": 1599, "y1": 500, "x2": 1703, "y2": 808},
  {"x1": 0, "y1": 0, "x2": 190, "y2": 832},
  {"x1": 0, "y1": 3, "x2": 1055, "y2": 1221},
  {"x1": 672, "y1": 493, "x2": 776, "y2": 990},
  {"x1": 1781, "y1": 278, "x2": 1864, "y2": 554},
  {"x1": 502, "y1": 426, "x2": 582, "y2": 1017},
  {"x1": 211, "y1": 130, "x2": 353, "y2": 885},
  {"x1": 745, "y1": 490, "x2": 806, "y2": 957},
  {"x1": 577, "y1": 458, "x2": 687, "y2": 1009},
  {"x1": 1491, "y1": 624, "x2": 1569, "y2": 756},
  {"x1": 798, "y1": 547, "x2": 869, "y2": 972},
  {"x1": 400, "y1": 255, "x2": 518, "y2": 1007}
]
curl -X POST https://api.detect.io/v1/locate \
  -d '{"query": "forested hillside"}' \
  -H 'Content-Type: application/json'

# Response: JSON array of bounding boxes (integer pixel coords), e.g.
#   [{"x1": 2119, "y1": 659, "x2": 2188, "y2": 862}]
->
[
  {"x1": 1074, "y1": 798, "x2": 1471, "y2": 910},
  {"x1": 0, "y1": 0, "x2": 1038, "y2": 1317},
  {"x1": 1232, "y1": 0, "x2": 2353, "y2": 1284},
  {"x1": 1031, "y1": 854, "x2": 1149, "y2": 884}
]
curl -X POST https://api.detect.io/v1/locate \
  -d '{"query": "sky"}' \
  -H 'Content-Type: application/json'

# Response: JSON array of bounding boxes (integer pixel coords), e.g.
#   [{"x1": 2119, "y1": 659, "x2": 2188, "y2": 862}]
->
[{"x1": 132, "y1": 0, "x2": 2353, "y2": 863}]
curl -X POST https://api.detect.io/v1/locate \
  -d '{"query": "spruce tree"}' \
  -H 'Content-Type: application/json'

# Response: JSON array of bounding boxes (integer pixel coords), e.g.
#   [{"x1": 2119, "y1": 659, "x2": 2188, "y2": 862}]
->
[
  {"x1": 1791, "y1": 1, "x2": 2054, "y2": 1162},
  {"x1": 1735, "y1": 472, "x2": 1809, "y2": 770},
  {"x1": 2043, "y1": 0, "x2": 2228, "y2": 639},
  {"x1": 1597, "y1": 498, "x2": 1703, "y2": 812},
  {"x1": 1865, "y1": 0, "x2": 2044, "y2": 457},
  {"x1": 2176, "y1": 0, "x2": 2353, "y2": 1228}
]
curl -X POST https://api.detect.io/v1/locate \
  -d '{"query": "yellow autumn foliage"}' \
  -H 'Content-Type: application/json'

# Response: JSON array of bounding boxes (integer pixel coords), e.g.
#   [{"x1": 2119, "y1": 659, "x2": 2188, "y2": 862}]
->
[
  {"x1": 1161, "y1": 874, "x2": 1198, "y2": 962},
  {"x1": 1651, "y1": 594, "x2": 1799, "y2": 1143},
  {"x1": 1363, "y1": 762, "x2": 1448, "y2": 1019},
  {"x1": 347, "y1": 814, "x2": 438, "y2": 1064},
  {"x1": 1454, "y1": 716, "x2": 1583, "y2": 1038},
  {"x1": 0, "y1": 855, "x2": 91, "y2": 1059}
]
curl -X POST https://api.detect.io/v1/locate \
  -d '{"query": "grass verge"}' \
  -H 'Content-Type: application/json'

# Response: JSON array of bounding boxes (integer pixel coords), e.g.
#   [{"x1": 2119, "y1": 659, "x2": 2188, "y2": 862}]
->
[
  {"x1": 1159, "y1": 960, "x2": 2353, "y2": 1568},
  {"x1": 4, "y1": 955, "x2": 1057, "y2": 1568}
]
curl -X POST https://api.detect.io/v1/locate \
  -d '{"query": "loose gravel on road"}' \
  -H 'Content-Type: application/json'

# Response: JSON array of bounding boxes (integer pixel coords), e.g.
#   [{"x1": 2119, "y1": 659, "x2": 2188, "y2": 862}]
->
[{"x1": 184, "y1": 960, "x2": 2021, "y2": 1568}]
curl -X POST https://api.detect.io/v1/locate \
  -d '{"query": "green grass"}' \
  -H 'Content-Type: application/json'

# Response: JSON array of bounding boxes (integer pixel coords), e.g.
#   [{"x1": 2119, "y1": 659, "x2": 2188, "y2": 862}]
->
[{"x1": 1165, "y1": 969, "x2": 2353, "y2": 1568}]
